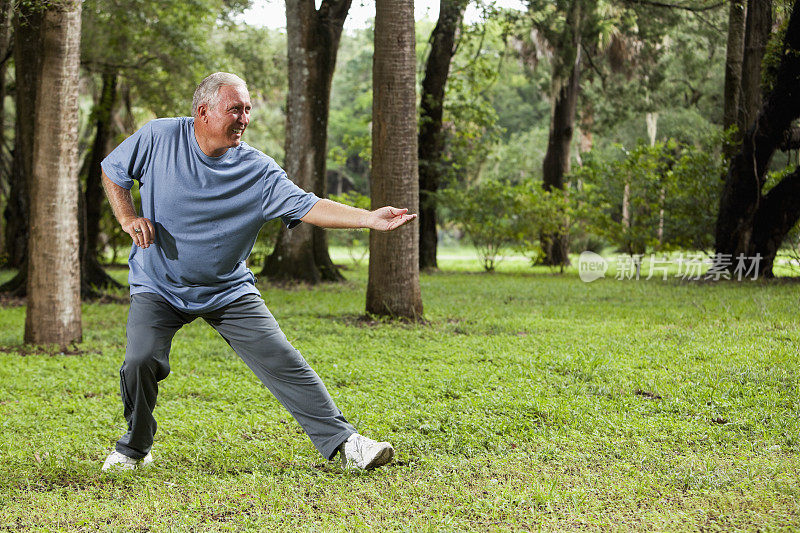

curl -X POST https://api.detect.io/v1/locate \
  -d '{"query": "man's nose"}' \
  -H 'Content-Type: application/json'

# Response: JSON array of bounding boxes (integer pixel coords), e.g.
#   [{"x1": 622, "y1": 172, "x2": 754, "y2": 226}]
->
[{"x1": 240, "y1": 113, "x2": 249, "y2": 126}]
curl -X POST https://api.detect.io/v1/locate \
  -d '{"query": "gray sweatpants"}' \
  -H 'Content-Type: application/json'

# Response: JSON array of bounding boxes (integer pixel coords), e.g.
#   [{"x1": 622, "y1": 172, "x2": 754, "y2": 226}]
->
[{"x1": 115, "y1": 292, "x2": 355, "y2": 461}]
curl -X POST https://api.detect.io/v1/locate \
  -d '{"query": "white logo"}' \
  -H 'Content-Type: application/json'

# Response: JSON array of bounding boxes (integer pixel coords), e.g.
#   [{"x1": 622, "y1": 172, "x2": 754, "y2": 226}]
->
[{"x1": 578, "y1": 251, "x2": 607, "y2": 282}]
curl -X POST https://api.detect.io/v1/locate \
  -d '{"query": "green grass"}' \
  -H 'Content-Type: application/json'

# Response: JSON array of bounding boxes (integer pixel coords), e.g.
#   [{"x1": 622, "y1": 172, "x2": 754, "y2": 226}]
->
[{"x1": 1, "y1": 254, "x2": 799, "y2": 531}]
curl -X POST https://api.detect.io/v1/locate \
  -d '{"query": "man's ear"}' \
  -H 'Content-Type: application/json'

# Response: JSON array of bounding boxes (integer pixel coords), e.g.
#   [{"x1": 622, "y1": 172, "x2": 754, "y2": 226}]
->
[{"x1": 197, "y1": 104, "x2": 208, "y2": 123}]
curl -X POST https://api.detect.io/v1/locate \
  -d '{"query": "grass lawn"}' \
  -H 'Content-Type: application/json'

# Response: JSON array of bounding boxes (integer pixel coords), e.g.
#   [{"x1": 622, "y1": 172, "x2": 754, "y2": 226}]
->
[{"x1": 1, "y1": 251, "x2": 799, "y2": 531}]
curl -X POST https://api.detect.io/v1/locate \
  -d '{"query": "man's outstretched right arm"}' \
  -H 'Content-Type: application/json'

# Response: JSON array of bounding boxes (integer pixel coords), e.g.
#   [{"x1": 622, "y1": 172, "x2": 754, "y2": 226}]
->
[{"x1": 102, "y1": 170, "x2": 155, "y2": 249}]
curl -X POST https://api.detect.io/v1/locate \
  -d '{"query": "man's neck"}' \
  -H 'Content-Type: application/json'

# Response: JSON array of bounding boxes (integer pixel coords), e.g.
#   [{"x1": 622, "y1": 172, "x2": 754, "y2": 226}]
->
[{"x1": 193, "y1": 123, "x2": 228, "y2": 158}]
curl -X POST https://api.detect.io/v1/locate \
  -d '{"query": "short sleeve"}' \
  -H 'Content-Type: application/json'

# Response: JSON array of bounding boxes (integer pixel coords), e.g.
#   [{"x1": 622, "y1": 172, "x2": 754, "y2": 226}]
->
[
  {"x1": 261, "y1": 160, "x2": 320, "y2": 228},
  {"x1": 100, "y1": 121, "x2": 154, "y2": 190}
]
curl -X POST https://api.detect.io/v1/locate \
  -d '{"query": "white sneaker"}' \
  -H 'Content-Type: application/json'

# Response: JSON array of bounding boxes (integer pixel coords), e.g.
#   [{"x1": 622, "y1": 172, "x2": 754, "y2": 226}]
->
[
  {"x1": 101, "y1": 450, "x2": 153, "y2": 471},
  {"x1": 340, "y1": 433, "x2": 394, "y2": 470}
]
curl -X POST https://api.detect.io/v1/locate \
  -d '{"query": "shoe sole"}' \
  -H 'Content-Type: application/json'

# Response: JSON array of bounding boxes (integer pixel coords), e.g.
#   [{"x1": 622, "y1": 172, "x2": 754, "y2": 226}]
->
[{"x1": 363, "y1": 445, "x2": 394, "y2": 469}]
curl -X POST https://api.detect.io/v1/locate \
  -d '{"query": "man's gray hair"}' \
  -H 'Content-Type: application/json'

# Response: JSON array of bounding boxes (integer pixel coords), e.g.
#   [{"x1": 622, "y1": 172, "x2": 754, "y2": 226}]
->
[{"x1": 192, "y1": 72, "x2": 248, "y2": 118}]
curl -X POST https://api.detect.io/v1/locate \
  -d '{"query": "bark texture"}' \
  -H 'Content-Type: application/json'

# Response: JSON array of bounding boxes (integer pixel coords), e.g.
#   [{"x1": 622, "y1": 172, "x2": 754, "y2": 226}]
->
[
  {"x1": 737, "y1": 0, "x2": 771, "y2": 135},
  {"x1": 2, "y1": 6, "x2": 42, "y2": 275},
  {"x1": 25, "y1": 1, "x2": 82, "y2": 344},
  {"x1": 714, "y1": 0, "x2": 800, "y2": 278},
  {"x1": 366, "y1": 0, "x2": 423, "y2": 319},
  {"x1": 723, "y1": 0, "x2": 746, "y2": 157},
  {"x1": 418, "y1": 0, "x2": 466, "y2": 270},
  {"x1": 262, "y1": 0, "x2": 351, "y2": 283}
]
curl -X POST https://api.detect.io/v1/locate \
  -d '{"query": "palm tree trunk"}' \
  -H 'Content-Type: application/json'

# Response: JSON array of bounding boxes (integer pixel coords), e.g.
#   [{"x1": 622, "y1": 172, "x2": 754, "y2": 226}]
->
[
  {"x1": 366, "y1": 0, "x2": 423, "y2": 319},
  {"x1": 25, "y1": 0, "x2": 83, "y2": 344}
]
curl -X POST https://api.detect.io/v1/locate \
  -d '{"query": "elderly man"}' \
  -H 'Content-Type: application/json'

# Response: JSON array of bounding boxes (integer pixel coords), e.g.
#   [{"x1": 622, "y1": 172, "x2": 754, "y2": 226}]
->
[{"x1": 100, "y1": 72, "x2": 413, "y2": 472}]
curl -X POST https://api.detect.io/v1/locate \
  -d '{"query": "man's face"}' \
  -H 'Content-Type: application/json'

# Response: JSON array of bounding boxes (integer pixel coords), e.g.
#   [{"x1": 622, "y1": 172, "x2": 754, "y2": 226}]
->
[{"x1": 200, "y1": 84, "x2": 251, "y2": 152}]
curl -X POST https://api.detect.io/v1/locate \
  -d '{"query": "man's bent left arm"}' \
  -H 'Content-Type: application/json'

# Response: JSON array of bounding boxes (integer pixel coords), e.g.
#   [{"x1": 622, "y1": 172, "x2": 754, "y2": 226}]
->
[{"x1": 300, "y1": 199, "x2": 416, "y2": 232}]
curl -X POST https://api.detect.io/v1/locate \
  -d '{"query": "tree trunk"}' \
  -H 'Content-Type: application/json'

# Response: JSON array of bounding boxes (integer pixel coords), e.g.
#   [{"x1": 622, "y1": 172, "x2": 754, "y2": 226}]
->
[
  {"x1": 540, "y1": 44, "x2": 580, "y2": 267},
  {"x1": 25, "y1": 0, "x2": 82, "y2": 344},
  {"x1": 418, "y1": 0, "x2": 466, "y2": 271},
  {"x1": 539, "y1": 0, "x2": 583, "y2": 268},
  {"x1": 723, "y1": 0, "x2": 747, "y2": 157},
  {"x1": 81, "y1": 68, "x2": 122, "y2": 292},
  {"x1": 621, "y1": 181, "x2": 631, "y2": 234},
  {"x1": 646, "y1": 112, "x2": 666, "y2": 246},
  {"x1": 366, "y1": 0, "x2": 423, "y2": 319},
  {"x1": 750, "y1": 167, "x2": 800, "y2": 275},
  {"x1": 0, "y1": 0, "x2": 11, "y2": 257},
  {"x1": 262, "y1": 0, "x2": 351, "y2": 283},
  {"x1": 737, "y1": 0, "x2": 771, "y2": 135},
  {"x1": 2, "y1": 6, "x2": 42, "y2": 276},
  {"x1": 714, "y1": 0, "x2": 800, "y2": 278}
]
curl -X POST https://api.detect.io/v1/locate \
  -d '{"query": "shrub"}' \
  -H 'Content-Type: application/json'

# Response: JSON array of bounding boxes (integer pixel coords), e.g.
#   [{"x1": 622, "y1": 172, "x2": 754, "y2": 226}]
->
[
  {"x1": 439, "y1": 180, "x2": 565, "y2": 271},
  {"x1": 572, "y1": 136, "x2": 726, "y2": 255}
]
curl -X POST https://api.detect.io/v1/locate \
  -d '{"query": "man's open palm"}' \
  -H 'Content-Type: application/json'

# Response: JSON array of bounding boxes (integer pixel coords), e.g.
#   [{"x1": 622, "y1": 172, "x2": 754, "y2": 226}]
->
[{"x1": 369, "y1": 206, "x2": 417, "y2": 231}]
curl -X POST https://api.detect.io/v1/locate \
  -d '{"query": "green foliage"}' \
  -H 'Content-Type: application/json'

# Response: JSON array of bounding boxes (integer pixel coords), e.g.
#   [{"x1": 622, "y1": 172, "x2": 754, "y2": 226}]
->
[
  {"x1": 489, "y1": 69, "x2": 550, "y2": 141},
  {"x1": 654, "y1": 107, "x2": 721, "y2": 146},
  {"x1": 523, "y1": 0, "x2": 588, "y2": 82},
  {"x1": 328, "y1": 28, "x2": 374, "y2": 192},
  {"x1": 328, "y1": 14, "x2": 517, "y2": 193},
  {"x1": 439, "y1": 11, "x2": 511, "y2": 186},
  {"x1": 440, "y1": 180, "x2": 565, "y2": 271},
  {"x1": 443, "y1": 73, "x2": 502, "y2": 185},
  {"x1": 81, "y1": 0, "x2": 284, "y2": 141},
  {"x1": 330, "y1": 191, "x2": 371, "y2": 211},
  {"x1": 581, "y1": 4, "x2": 726, "y2": 139},
  {"x1": 481, "y1": 127, "x2": 549, "y2": 183},
  {"x1": 212, "y1": 23, "x2": 288, "y2": 160},
  {"x1": 762, "y1": 8, "x2": 792, "y2": 96},
  {"x1": 574, "y1": 134, "x2": 726, "y2": 255},
  {"x1": 652, "y1": 7, "x2": 726, "y2": 123},
  {"x1": 781, "y1": 221, "x2": 800, "y2": 276},
  {"x1": 81, "y1": 0, "x2": 226, "y2": 117}
]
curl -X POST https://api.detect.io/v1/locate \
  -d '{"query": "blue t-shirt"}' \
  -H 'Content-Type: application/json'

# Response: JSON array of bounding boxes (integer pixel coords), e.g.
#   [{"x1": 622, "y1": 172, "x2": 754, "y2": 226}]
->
[{"x1": 101, "y1": 117, "x2": 319, "y2": 312}]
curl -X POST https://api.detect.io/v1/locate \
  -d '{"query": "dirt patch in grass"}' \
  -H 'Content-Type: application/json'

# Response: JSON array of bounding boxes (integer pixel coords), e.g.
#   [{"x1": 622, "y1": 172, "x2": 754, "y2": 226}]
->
[
  {"x1": 634, "y1": 389, "x2": 663, "y2": 400},
  {"x1": 0, "y1": 343, "x2": 100, "y2": 357},
  {"x1": 328, "y1": 313, "x2": 430, "y2": 327}
]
